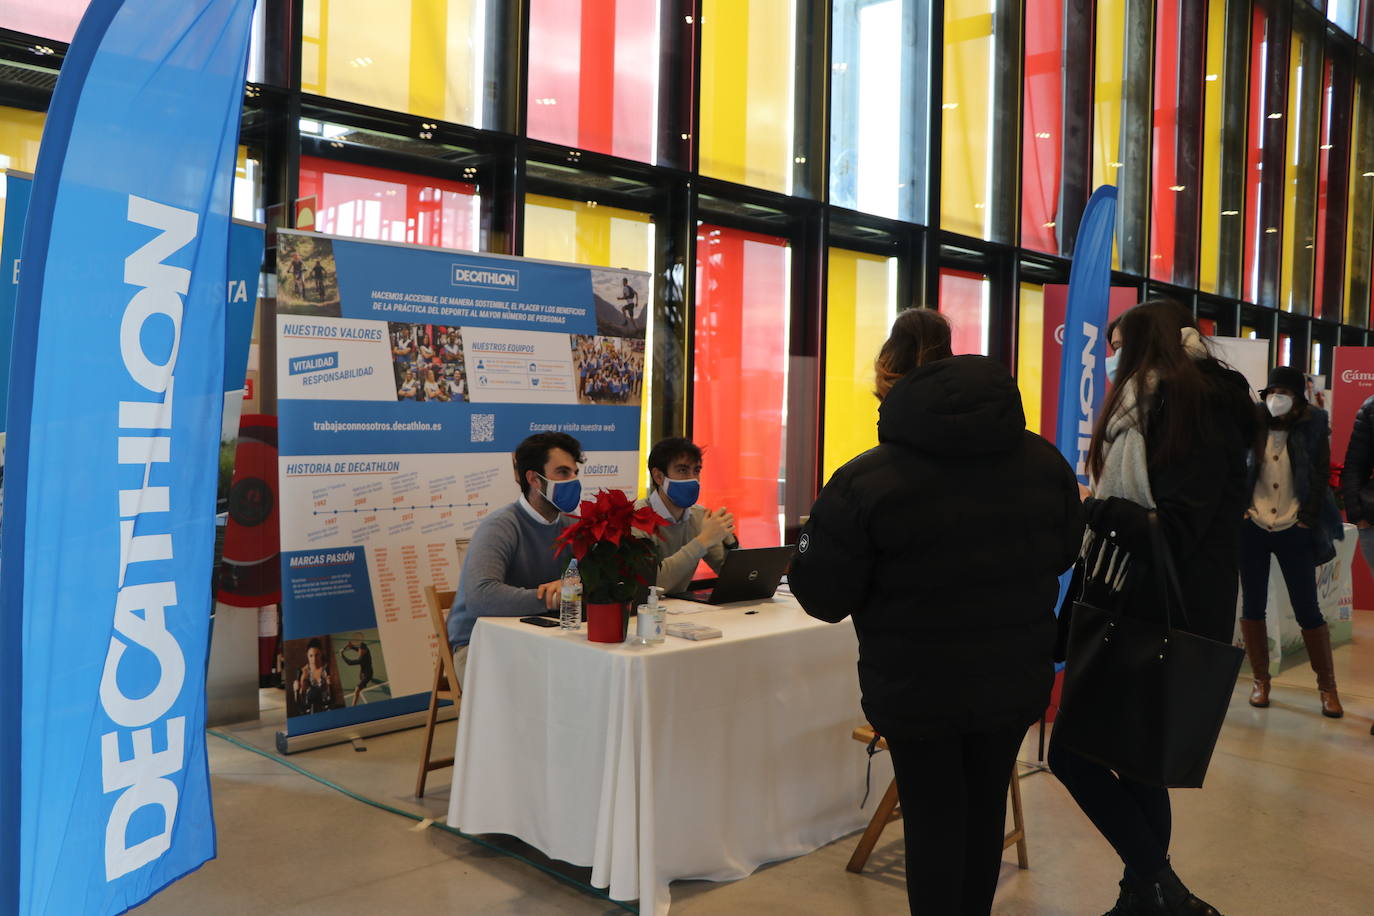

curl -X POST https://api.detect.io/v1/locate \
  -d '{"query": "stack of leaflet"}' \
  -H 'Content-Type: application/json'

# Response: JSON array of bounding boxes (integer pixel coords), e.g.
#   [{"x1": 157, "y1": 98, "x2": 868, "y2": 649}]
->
[{"x1": 664, "y1": 621, "x2": 722, "y2": 641}]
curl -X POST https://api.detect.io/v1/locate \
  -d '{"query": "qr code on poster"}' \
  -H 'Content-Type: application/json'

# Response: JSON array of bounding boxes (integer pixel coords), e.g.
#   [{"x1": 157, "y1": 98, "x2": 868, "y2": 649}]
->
[{"x1": 471, "y1": 413, "x2": 496, "y2": 443}]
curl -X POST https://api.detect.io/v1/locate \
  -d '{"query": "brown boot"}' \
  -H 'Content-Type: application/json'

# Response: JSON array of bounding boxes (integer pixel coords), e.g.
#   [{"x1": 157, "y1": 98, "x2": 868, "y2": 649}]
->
[
  {"x1": 1239, "y1": 619, "x2": 1271, "y2": 708},
  {"x1": 1301, "y1": 623, "x2": 1344, "y2": 718}
]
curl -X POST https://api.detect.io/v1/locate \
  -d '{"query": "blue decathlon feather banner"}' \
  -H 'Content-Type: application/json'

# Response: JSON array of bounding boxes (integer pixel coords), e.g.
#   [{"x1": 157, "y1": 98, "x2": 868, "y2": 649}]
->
[
  {"x1": 1055, "y1": 185, "x2": 1118, "y2": 485},
  {"x1": 1, "y1": 171, "x2": 33, "y2": 440},
  {"x1": 0, "y1": 1, "x2": 255, "y2": 912}
]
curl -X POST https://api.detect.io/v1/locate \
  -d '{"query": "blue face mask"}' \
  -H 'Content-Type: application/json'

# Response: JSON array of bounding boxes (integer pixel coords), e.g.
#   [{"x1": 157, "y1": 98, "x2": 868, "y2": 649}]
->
[
  {"x1": 1105, "y1": 352, "x2": 1121, "y2": 384},
  {"x1": 540, "y1": 474, "x2": 583, "y2": 514},
  {"x1": 663, "y1": 477, "x2": 701, "y2": 509}
]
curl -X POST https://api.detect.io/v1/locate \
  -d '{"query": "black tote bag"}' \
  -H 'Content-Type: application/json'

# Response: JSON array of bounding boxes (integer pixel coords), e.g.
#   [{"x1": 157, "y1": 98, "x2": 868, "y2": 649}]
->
[{"x1": 1051, "y1": 516, "x2": 1243, "y2": 789}]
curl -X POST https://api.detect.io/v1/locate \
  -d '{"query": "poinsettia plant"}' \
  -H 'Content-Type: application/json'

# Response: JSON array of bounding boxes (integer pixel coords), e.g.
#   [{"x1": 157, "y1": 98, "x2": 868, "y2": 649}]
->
[{"x1": 554, "y1": 488, "x2": 667, "y2": 604}]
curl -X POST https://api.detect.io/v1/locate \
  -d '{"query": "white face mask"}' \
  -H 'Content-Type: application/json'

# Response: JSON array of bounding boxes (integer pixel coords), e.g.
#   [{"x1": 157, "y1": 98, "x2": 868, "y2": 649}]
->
[
  {"x1": 1265, "y1": 393, "x2": 1294, "y2": 417},
  {"x1": 1105, "y1": 352, "x2": 1121, "y2": 384}
]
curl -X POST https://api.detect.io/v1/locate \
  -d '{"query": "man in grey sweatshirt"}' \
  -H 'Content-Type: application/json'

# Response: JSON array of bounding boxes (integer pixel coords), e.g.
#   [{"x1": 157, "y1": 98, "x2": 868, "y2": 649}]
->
[
  {"x1": 634, "y1": 437, "x2": 738, "y2": 595},
  {"x1": 447, "y1": 432, "x2": 584, "y2": 683}
]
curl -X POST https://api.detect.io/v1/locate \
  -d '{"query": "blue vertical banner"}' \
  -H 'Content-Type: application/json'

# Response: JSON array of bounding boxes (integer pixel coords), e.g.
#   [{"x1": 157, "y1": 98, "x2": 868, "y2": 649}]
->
[
  {"x1": 1055, "y1": 185, "x2": 1119, "y2": 485},
  {"x1": 0, "y1": 1, "x2": 255, "y2": 913},
  {"x1": 1, "y1": 171, "x2": 33, "y2": 441}
]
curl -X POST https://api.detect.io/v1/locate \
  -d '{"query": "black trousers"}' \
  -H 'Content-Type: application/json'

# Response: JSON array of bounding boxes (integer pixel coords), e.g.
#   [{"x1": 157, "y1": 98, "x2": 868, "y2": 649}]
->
[
  {"x1": 885, "y1": 722, "x2": 1029, "y2": 915},
  {"x1": 1239, "y1": 520, "x2": 1325, "y2": 629},
  {"x1": 1048, "y1": 741, "x2": 1171, "y2": 879}
]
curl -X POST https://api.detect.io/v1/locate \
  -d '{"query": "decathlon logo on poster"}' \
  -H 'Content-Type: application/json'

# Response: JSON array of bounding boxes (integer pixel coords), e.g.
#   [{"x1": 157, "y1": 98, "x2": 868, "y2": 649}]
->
[
  {"x1": 1341, "y1": 369, "x2": 1374, "y2": 384},
  {"x1": 451, "y1": 261, "x2": 520, "y2": 290},
  {"x1": 103, "y1": 196, "x2": 198, "y2": 881},
  {"x1": 1073, "y1": 321, "x2": 1100, "y2": 477}
]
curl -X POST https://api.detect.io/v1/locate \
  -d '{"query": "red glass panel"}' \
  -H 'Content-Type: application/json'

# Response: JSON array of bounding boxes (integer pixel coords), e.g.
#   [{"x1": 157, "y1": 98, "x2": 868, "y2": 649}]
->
[
  {"x1": 1315, "y1": 57, "x2": 1335, "y2": 320},
  {"x1": 693, "y1": 225, "x2": 789, "y2": 547},
  {"x1": 1198, "y1": 317, "x2": 1218, "y2": 336},
  {"x1": 1150, "y1": 0, "x2": 1181, "y2": 280},
  {"x1": 527, "y1": 0, "x2": 657, "y2": 162},
  {"x1": 1021, "y1": 0, "x2": 1064, "y2": 253},
  {"x1": 939, "y1": 269, "x2": 989, "y2": 356},
  {"x1": 298, "y1": 156, "x2": 479, "y2": 251},
  {"x1": 0, "y1": 0, "x2": 87, "y2": 42},
  {"x1": 1244, "y1": 4, "x2": 1269, "y2": 304}
]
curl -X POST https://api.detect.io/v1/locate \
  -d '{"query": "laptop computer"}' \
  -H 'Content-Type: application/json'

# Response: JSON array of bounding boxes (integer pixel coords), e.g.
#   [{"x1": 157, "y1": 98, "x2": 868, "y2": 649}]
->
[{"x1": 675, "y1": 546, "x2": 795, "y2": 605}]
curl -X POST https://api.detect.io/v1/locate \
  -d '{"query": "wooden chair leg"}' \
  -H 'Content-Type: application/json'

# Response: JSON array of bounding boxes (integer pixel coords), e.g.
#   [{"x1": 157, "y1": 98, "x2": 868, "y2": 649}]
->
[
  {"x1": 1004, "y1": 767, "x2": 1029, "y2": 870},
  {"x1": 414, "y1": 661, "x2": 444, "y2": 798},
  {"x1": 846, "y1": 778, "x2": 902, "y2": 874}
]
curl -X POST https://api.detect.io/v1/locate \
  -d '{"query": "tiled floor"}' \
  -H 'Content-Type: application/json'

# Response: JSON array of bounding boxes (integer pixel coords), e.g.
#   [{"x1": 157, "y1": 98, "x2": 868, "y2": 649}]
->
[{"x1": 135, "y1": 614, "x2": 1374, "y2": 915}]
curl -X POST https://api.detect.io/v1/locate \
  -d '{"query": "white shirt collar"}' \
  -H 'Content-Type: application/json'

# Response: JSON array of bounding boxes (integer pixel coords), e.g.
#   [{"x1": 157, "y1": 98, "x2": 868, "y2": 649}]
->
[
  {"x1": 519, "y1": 494, "x2": 560, "y2": 526},
  {"x1": 649, "y1": 488, "x2": 686, "y2": 524}
]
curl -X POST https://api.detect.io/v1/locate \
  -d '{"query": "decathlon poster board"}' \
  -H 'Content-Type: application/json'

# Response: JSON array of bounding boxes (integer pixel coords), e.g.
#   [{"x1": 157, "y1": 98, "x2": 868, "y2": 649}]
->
[{"x1": 274, "y1": 229, "x2": 648, "y2": 743}]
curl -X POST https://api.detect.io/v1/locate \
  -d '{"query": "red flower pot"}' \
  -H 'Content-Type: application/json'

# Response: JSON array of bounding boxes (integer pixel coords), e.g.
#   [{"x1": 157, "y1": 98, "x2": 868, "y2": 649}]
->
[{"x1": 586, "y1": 602, "x2": 628, "y2": 643}]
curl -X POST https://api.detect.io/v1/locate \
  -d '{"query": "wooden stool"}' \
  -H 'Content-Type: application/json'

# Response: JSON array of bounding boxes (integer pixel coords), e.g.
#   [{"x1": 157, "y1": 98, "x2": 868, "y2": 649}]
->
[
  {"x1": 415, "y1": 586, "x2": 461, "y2": 798},
  {"x1": 845, "y1": 725, "x2": 1029, "y2": 873}
]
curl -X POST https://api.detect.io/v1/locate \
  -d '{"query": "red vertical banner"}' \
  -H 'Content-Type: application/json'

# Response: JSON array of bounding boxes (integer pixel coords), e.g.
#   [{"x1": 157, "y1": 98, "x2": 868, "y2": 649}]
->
[
  {"x1": 1332, "y1": 347, "x2": 1374, "y2": 609},
  {"x1": 1039, "y1": 285, "x2": 1138, "y2": 437},
  {"x1": 694, "y1": 225, "x2": 789, "y2": 547}
]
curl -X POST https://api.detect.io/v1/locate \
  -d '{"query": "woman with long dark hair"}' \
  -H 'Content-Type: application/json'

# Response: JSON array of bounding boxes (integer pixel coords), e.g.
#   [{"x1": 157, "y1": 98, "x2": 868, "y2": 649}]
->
[
  {"x1": 1050, "y1": 299, "x2": 1256, "y2": 915},
  {"x1": 791, "y1": 308, "x2": 1084, "y2": 914}
]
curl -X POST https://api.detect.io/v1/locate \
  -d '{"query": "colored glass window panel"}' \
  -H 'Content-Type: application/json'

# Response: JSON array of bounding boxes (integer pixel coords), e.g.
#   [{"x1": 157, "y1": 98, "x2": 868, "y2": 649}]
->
[
  {"x1": 1314, "y1": 56, "x2": 1340, "y2": 322},
  {"x1": 1017, "y1": 282, "x2": 1045, "y2": 435},
  {"x1": 1021, "y1": 0, "x2": 1063, "y2": 253},
  {"x1": 526, "y1": 0, "x2": 657, "y2": 162},
  {"x1": 939, "y1": 269, "x2": 990, "y2": 356},
  {"x1": 524, "y1": 195, "x2": 656, "y2": 492},
  {"x1": 301, "y1": 0, "x2": 489, "y2": 127},
  {"x1": 0, "y1": 0, "x2": 89, "y2": 42},
  {"x1": 693, "y1": 225, "x2": 789, "y2": 546},
  {"x1": 1150, "y1": 0, "x2": 1182, "y2": 281},
  {"x1": 0, "y1": 105, "x2": 44, "y2": 258},
  {"x1": 1198, "y1": 0, "x2": 1233, "y2": 294},
  {"x1": 823, "y1": 249, "x2": 896, "y2": 482},
  {"x1": 1092, "y1": 3, "x2": 1127, "y2": 200},
  {"x1": 298, "y1": 156, "x2": 480, "y2": 251},
  {"x1": 1280, "y1": 21, "x2": 1321, "y2": 315},
  {"x1": 1347, "y1": 69, "x2": 1374, "y2": 329},
  {"x1": 830, "y1": 0, "x2": 929, "y2": 223},
  {"x1": 1330, "y1": 1, "x2": 1359, "y2": 34},
  {"x1": 941, "y1": 1, "x2": 996, "y2": 239},
  {"x1": 2, "y1": 1, "x2": 267, "y2": 81},
  {"x1": 699, "y1": 0, "x2": 795, "y2": 193}
]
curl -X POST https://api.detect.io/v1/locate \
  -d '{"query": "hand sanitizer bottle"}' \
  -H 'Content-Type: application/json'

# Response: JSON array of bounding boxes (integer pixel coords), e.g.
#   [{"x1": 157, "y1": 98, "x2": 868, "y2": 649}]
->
[
  {"x1": 648, "y1": 587, "x2": 665, "y2": 645},
  {"x1": 635, "y1": 586, "x2": 666, "y2": 645}
]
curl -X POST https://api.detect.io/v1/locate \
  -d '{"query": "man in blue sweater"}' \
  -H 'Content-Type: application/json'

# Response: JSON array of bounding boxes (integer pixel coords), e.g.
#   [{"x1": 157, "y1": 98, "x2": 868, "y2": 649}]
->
[{"x1": 447, "y1": 432, "x2": 584, "y2": 683}]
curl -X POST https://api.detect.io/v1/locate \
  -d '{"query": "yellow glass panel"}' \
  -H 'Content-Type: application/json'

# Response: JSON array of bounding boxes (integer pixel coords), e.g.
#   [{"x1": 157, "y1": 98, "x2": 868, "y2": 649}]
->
[
  {"x1": 523, "y1": 195, "x2": 656, "y2": 491},
  {"x1": 301, "y1": 0, "x2": 483, "y2": 126},
  {"x1": 1280, "y1": 28, "x2": 1318, "y2": 315},
  {"x1": 941, "y1": 3, "x2": 994, "y2": 238},
  {"x1": 699, "y1": 0, "x2": 795, "y2": 193},
  {"x1": 0, "y1": 105, "x2": 45, "y2": 256},
  {"x1": 1093, "y1": 2, "x2": 1125, "y2": 267},
  {"x1": 1017, "y1": 282, "x2": 1045, "y2": 435},
  {"x1": 1198, "y1": 0, "x2": 1226, "y2": 294},
  {"x1": 823, "y1": 249, "x2": 896, "y2": 482},
  {"x1": 1346, "y1": 76, "x2": 1374, "y2": 328}
]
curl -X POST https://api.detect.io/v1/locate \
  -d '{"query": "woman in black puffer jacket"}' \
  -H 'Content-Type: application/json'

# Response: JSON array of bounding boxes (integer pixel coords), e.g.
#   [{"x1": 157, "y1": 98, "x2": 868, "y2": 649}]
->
[{"x1": 790, "y1": 308, "x2": 1083, "y2": 916}]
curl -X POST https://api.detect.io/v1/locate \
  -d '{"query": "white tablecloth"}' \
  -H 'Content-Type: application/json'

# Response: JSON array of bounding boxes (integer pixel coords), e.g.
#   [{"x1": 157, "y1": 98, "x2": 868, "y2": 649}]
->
[{"x1": 446, "y1": 593, "x2": 890, "y2": 914}]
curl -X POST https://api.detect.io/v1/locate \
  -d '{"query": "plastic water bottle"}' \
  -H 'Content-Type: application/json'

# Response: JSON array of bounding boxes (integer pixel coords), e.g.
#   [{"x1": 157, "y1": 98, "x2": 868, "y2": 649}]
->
[{"x1": 559, "y1": 558, "x2": 582, "y2": 630}]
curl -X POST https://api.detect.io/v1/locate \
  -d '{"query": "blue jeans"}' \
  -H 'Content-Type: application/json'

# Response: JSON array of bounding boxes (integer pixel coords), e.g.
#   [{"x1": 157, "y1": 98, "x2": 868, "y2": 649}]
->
[{"x1": 1239, "y1": 521, "x2": 1325, "y2": 630}]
